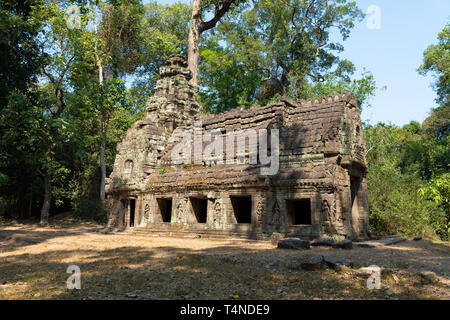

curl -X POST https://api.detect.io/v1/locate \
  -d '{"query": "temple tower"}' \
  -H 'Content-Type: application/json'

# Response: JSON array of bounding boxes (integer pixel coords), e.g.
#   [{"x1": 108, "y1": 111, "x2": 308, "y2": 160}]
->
[{"x1": 146, "y1": 54, "x2": 201, "y2": 133}]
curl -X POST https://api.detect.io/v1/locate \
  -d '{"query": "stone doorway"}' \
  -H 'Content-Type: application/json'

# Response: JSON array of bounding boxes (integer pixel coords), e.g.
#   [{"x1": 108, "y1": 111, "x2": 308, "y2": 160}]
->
[
  {"x1": 129, "y1": 199, "x2": 136, "y2": 227},
  {"x1": 230, "y1": 196, "x2": 252, "y2": 223},
  {"x1": 350, "y1": 176, "x2": 362, "y2": 227},
  {"x1": 190, "y1": 197, "x2": 208, "y2": 223},
  {"x1": 157, "y1": 198, "x2": 173, "y2": 222}
]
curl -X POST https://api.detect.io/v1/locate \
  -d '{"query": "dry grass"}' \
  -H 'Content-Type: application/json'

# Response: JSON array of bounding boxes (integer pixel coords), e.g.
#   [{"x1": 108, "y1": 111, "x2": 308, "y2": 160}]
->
[{"x1": 0, "y1": 220, "x2": 449, "y2": 300}]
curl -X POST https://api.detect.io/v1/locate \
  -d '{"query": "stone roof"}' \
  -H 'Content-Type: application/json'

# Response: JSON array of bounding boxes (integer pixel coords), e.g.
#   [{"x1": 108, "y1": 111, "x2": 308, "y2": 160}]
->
[
  {"x1": 107, "y1": 55, "x2": 366, "y2": 194},
  {"x1": 146, "y1": 92, "x2": 364, "y2": 191}
]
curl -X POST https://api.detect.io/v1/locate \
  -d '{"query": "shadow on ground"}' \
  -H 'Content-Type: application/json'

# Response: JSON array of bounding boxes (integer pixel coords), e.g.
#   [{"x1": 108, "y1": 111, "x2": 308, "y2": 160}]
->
[{"x1": 0, "y1": 223, "x2": 448, "y2": 300}]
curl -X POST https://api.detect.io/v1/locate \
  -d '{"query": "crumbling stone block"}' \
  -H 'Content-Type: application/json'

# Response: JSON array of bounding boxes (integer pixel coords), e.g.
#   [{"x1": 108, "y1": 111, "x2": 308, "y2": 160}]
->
[
  {"x1": 301, "y1": 254, "x2": 325, "y2": 271},
  {"x1": 277, "y1": 238, "x2": 311, "y2": 250}
]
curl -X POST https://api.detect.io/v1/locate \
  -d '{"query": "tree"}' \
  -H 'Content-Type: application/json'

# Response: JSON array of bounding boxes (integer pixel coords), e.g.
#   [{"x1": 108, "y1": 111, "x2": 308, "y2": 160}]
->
[
  {"x1": 32, "y1": 0, "x2": 91, "y2": 224},
  {"x1": 0, "y1": 0, "x2": 44, "y2": 218},
  {"x1": 84, "y1": 0, "x2": 145, "y2": 201},
  {"x1": 364, "y1": 122, "x2": 448, "y2": 240},
  {"x1": 0, "y1": 0, "x2": 212, "y2": 223},
  {"x1": 418, "y1": 23, "x2": 450, "y2": 109},
  {"x1": 128, "y1": 0, "x2": 191, "y2": 111},
  {"x1": 198, "y1": 0, "x2": 376, "y2": 112},
  {"x1": 0, "y1": 0, "x2": 43, "y2": 107},
  {"x1": 188, "y1": 0, "x2": 245, "y2": 87},
  {"x1": 418, "y1": 23, "x2": 450, "y2": 141}
]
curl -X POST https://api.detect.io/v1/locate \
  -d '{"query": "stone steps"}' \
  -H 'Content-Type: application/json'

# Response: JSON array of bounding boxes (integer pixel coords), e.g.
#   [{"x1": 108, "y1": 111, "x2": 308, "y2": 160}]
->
[{"x1": 130, "y1": 226, "x2": 268, "y2": 241}]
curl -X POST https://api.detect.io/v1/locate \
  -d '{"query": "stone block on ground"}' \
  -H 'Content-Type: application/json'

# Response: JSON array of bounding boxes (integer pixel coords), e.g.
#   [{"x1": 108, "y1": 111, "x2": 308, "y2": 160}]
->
[
  {"x1": 277, "y1": 238, "x2": 310, "y2": 250},
  {"x1": 270, "y1": 232, "x2": 284, "y2": 246},
  {"x1": 332, "y1": 239, "x2": 352, "y2": 249},
  {"x1": 418, "y1": 271, "x2": 437, "y2": 283},
  {"x1": 324, "y1": 257, "x2": 353, "y2": 269},
  {"x1": 356, "y1": 236, "x2": 406, "y2": 248},
  {"x1": 301, "y1": 254, "x2": 325, "y2": 271},
  {"x1": 311, "y1": 238, "x2": 335, "y2": 247},
  {"x1": 380, "y1": 236, "x2": 406, "y2": 246}
]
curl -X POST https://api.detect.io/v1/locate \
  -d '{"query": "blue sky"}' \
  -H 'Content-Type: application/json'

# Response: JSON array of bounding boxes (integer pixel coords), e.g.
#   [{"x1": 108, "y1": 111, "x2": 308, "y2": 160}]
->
[{"x1": 149, "y1": 0, "x2": 449, "y2": 126}]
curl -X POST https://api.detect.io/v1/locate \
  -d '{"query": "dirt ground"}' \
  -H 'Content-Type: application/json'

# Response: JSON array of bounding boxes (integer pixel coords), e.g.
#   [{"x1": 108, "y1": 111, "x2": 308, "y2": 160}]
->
[{"x1": 0, "y1": 220, "x2": 449, "y2": 300}]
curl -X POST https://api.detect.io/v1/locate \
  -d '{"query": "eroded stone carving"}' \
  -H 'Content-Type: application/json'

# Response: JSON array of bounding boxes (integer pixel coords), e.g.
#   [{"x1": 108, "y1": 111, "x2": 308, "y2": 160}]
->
[{"x1": 255, "y1": 195, "x2": 265, "y2": 223}]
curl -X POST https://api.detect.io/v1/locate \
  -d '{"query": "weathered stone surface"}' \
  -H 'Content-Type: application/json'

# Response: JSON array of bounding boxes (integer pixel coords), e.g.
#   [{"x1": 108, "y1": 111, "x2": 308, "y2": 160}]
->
[
  {"x1": 324, "y1": 257, "x2": 353, "y2": 269},
  {"x1": 270, "y1": 232, "x2": 284, "y2": 246},
  {"x1": 105, "y1": 54, "x2": 370, "y2": 240},
  {"x1": 356, "y1": 236, "x2": 406, "y2": 248},
  {"x1": 334, "y1": 265, "x2": 352, "y2": 273},
  {"x1": 301, "y1": 254, "x2": 325, "y2": 271},
  {"x1": 332, "y1": 240, "x2": 352, "y2": 249},
  {"x1": 380, "y1": 236, "x2": 407, "y2": 245},
  {"x1": 418, "y1": 271, "x2": 437, "y2": 283},
  {"x1": 311, "y1": 238, "x2": 335, "y2": 247},
  {"x1": 355, "y1": 266, "x2": 382, "y2": 277},
  {"x1": 0, "y1": 231, "x2": 12, "y2": 241},
  {"x1": 277, "y1": 238, "x2": 310, "y2": 250}
]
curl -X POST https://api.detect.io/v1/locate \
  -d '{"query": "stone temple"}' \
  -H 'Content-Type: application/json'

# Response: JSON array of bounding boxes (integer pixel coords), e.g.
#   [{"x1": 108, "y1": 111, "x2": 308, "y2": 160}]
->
[{"x1": 105, "y1": 54, "x2": 370, "y2": 240}]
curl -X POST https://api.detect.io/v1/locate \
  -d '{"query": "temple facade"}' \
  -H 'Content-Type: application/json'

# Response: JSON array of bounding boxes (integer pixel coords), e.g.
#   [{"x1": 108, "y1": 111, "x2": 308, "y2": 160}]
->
[{"x1": 105, "y1": 54, "x2": 370, "y2": 240}]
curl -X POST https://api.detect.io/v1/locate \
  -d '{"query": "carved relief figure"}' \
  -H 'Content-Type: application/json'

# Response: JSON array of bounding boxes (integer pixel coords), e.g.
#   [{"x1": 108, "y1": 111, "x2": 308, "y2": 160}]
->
[
  {"x1": 213, "y1": 200, "x2": 222, "y2": 225},
  {"x1": 144, "y1": 203, "x2": 150, "y2": 220},
  {"x1": 321, "y1": 199, "x2": 332, "y2": 222},
  {"x1": 270, "y1": 199, "x2": 281, "y2": 226},
  {"x1": 255, "y1": 195, "x2": 265, "y2": 223},
  {"x1": 175, "y1": 197, "x2": 188, "y2": 223}
]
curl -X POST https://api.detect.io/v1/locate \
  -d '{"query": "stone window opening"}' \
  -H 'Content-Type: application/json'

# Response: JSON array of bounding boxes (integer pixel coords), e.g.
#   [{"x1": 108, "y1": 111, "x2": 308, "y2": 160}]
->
[
  {"x1": 286, "y1": 199, "x2": 312, "y2": 225},
  {"x1": 190, "y1": 197, "x2": 207, "y2": 223},
  {"x1": 157, "y1": 198, "x2": 172, "y2": 222},
  {"x1": 230, "y1": 196, "x2": 252, "y2": 223}
]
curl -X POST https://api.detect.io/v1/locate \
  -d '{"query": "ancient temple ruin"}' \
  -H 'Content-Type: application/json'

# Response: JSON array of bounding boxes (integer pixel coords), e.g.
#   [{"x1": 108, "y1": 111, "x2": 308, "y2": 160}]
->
[{"x1": 105, "y1": 54, "x2": 369, "y2": 240}]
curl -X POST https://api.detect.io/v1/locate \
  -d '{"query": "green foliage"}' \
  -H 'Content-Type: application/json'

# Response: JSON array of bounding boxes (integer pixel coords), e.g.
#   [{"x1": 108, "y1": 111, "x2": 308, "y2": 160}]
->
[
  {"x1": 0, "y1": 0, "x2": 44, "y2": 106},
  {"x1": 418, "y1": 22, "x2": 450, "y2": 108},
  {"x1": 418, "y1": 173, "x2": 450, "y2": 240},
  {"x1": 128, "y1": 1, "x2": 191, "y2": 111},
  {"x1": 198, "y1": 0, "x2": 377, "y2": 112},
  {"x1": 302, "y1": 70, "x2": 381, "y2": 108},
  {"x1": 199, "y1": 43, "x2": 263, "y2": 113},
  {"x1": 365, "y1": 120, "x2": 449, "y2": 241}
]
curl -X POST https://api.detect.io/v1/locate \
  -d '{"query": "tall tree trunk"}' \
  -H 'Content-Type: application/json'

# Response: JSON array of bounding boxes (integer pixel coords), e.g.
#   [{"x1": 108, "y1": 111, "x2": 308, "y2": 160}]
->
[
  {"x1": 40, "y1": 170, "x2": 50, "y2": 225},
  {"x1": 95, "y1": 15, "x2": 106, "y2": 201},
  {"x1": 187, "y1": 0, "x2": 235, "y2": 87},
  {"x1": 100, "y1": 113, "x2": 106, "y2": 201},
  {"x1": 188, "y1": 0, "x2": 202, "y2": 87}
]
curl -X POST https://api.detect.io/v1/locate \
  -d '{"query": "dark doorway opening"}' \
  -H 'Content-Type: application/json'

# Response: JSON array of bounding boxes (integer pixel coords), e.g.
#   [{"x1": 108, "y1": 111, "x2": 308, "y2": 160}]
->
[
  {"x1": 286, "y1": 199, "x2": 312, "y2": 225},
  {"x1": 129, "y1": 199, "x2": 136, "y2": 227},
  {"x1": 230, "y1": 196, "x2": 252, "y2": 223},
  {"x1": 190, "y1": 197, "x2": 207, "y2": 223},
  {"x1": 157, "y1": 198, "x2": 172, "y2": 222}
]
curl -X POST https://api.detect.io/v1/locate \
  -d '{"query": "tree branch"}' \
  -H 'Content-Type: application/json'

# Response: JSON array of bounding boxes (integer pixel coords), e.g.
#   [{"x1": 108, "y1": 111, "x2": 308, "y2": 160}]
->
[{"x1": 199, "y1": 0, "x2": 235, "y2": 33}]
